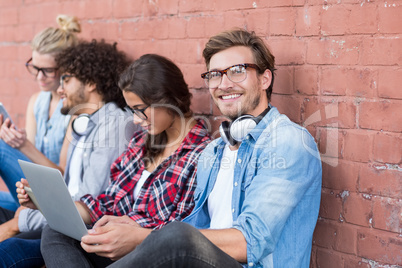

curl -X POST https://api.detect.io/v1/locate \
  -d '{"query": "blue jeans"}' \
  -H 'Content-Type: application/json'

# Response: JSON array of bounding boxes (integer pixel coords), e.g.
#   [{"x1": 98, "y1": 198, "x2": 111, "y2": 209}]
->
[
  {"x1": 109, "y1": 221, "x2": 243, "y2": 268},
  {"x1": 0, "y1": 140, "x2": 31, "y2": 211},
  {"x1": 0, "y1": 238, "x2": 44, "y2": 268}
]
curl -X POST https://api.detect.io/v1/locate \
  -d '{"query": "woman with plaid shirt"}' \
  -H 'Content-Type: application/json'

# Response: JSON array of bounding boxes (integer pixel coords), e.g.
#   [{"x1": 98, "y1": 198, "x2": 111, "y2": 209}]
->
[{"x1": 31, "y1": 54, "x2": 210, "y2": 267}]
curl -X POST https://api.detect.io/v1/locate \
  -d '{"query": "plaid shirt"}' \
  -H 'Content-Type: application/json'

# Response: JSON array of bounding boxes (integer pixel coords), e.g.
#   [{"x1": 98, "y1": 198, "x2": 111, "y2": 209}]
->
[{"x1": 81, "y1": 120, "x2": 210, "y2": 229}]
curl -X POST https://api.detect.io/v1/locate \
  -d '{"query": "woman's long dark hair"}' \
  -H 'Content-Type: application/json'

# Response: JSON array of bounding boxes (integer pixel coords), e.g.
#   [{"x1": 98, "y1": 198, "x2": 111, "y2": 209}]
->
[{"x1": 118, "y1": 54, "x2": 193, "y2": 161}]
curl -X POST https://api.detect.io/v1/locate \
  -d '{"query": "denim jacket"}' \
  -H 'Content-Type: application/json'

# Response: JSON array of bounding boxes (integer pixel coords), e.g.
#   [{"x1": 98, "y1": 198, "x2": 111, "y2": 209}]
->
[{"x1": 184, "y1": 106, "x2": 322, "y2": 268}]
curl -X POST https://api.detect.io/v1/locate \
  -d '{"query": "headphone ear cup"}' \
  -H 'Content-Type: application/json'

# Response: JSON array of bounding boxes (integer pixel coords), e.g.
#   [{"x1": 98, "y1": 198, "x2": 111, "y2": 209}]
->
[
  {"x1": 230, "y1": 115, "x2": 257, "y2": 142},
  {"x1": 72, "y1": 114, "x2": 90, "y2": 136},
  {"x1": 219, "y1": 121, "x2": 236, "y2": 146}
]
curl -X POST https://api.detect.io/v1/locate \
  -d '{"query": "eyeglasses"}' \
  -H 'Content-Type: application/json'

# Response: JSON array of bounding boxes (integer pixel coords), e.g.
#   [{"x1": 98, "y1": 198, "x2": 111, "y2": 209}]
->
[
  {"x1": 125, "y1": 105, "x2": 150, "y2": 120},
  {"x1": 25, "y1": 58, "x2": 59, "y2": 78},
  {"x1": 60, "y1": 74, "x2": 73, "y2": 89},
  {"x1": 201, "y1": 63, "x2": 259, "y2": 88}
]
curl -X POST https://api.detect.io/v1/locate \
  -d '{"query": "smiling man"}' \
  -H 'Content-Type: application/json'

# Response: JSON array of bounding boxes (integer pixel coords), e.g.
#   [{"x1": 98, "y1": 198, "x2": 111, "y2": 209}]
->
[{"x1": 100, "y1": 29, "x2": 323, "y2": 268}]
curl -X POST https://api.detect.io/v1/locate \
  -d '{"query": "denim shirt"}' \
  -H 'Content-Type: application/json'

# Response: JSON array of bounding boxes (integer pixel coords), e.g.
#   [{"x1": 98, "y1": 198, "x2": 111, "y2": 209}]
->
[
  {"x1": 184, "y1": 106, "x2": 322, "y2": 268},
  {"x1": 34, "y1": 91, "x2": 70, "y2": 165}
]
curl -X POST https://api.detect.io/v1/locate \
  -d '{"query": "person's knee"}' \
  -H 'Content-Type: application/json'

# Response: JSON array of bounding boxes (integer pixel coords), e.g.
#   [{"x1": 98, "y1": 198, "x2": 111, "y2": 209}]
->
[{"x1": 158, "y1": 221, "x2": 203, "y2": 250}]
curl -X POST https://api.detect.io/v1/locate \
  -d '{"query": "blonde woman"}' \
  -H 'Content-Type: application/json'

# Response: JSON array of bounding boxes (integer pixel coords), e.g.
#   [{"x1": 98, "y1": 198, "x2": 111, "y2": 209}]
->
[{"x1": 0, "y1": 15, "x2": 80, "y2": 211}]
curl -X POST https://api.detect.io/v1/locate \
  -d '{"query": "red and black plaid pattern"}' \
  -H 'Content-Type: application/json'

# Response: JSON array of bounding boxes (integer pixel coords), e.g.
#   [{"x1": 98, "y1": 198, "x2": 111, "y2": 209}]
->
[{"x1": 81, "y1": 120, "x2": 211, "y2": 229}]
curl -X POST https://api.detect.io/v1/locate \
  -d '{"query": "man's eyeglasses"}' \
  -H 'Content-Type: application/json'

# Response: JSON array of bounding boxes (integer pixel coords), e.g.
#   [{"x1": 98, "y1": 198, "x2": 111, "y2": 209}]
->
[
  {"x1": 25, "y1": 58, "x2": 59, "y2": 78},
  {"x1": 60, "y1": 74, "x2": 73, "y2": 89},
  {"x1": 125, "y1": 105, "x2": 150, "y2": 120},
  {"x1": 201, "y1": 63, "x2": 259, "y2": 88}
]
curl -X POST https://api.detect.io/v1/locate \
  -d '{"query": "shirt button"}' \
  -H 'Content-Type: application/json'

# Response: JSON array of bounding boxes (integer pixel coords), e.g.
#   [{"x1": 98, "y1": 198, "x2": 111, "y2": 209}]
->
[
  {"x1": 43, "y1": 137, "x2": 48, "y2": 143},
  {"x1": 232, "y1": 208, "x2": 235, "y2": 213},
  {"x1": 237, "y1": 158, "x2": 242, "y2": 164},
  {"x1": 248, "y1": 262, "x2": 254, "y2": 267},
  {"x1": 234, "y1": 182, "x2": 238, "y2": 187},
  {"x1": 83, "y1": 153, "x2": 87, "y2": 157}
]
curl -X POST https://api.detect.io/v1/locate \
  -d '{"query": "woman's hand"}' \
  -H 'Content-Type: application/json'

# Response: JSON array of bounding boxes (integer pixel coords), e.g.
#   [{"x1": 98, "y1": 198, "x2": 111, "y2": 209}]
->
[
  {"x1": 16, "y1": 179, "x2": 38, "y2": 210},
  {"x1": 0, "y1": 118, "x2": 27, "y2": 148}
]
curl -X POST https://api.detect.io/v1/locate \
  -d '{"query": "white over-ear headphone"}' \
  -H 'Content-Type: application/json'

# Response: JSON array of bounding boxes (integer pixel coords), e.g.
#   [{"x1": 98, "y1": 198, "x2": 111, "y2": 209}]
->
[
  {"x1": 72, "y1": 113, "x2": 90, "y2": 136},
  {"x1": 219, "y1": 107, "x2": 270, "y2": 146}
]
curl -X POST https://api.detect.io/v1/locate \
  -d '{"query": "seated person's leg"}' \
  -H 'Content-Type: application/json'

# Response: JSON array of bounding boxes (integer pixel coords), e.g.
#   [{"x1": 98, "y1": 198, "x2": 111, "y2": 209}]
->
[
  {"x1": 0, "y1": 140, "x2": 32, "y2": 208},
  {"x1": 0, "y1": 191, "x2": 18, "y2": 211},
  {"x1": 0, "y1": 206, "x2": 15, "y2": 224},
  {"x1": 0, "y1": 238, "x2": 43, "y2": 267},
  {"x1": 41, "y1": 225, "x2": 114, "y2": 268},
  {"x1": 109, "y1": 221, "x2": 243, "y2": 268}
]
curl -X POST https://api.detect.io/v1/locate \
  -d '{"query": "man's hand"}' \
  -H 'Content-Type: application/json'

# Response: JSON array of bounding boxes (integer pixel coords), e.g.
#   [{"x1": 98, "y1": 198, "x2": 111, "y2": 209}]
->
[
  {"x1": 80, "y1": 216, "x2": 151, "y2": 261},
  {"x1": 16, "y1": 179, "x2": 37, "y2": 210},
  {"x1": 0, "y1": 206, "x2": 27, "y2": 242}
]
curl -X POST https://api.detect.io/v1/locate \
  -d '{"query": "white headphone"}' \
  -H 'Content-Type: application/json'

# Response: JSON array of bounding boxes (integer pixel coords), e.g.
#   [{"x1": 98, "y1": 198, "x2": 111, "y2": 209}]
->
[
  {"x1": 219, "y1": 107, "x2": 270, "y2": 146},
  {"x1": 72, "y1": 113, "x2": 90, "y2": 136}
]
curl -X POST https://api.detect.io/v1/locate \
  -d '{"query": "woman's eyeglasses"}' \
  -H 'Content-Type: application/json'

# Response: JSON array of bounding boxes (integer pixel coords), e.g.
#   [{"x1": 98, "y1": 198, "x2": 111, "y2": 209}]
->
[
  {"x1": 125, "y1": 105, "x2": 150, "y2": 120},
  {"x1": 25, "y1": 58, "x2": 59, "y2": 78}
]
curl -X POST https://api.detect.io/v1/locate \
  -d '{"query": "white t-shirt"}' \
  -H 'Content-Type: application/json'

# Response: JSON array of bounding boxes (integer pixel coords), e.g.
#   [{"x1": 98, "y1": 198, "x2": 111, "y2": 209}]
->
[
  {"x1": 208, "y1": 145, "x2": 238, "y2": 229},
  {"x1": 68, "y1": 135, "x2": 86, "y2": 197},
  {"x1": 134, "y1": 169, "x2": 151, "y2": 200}
]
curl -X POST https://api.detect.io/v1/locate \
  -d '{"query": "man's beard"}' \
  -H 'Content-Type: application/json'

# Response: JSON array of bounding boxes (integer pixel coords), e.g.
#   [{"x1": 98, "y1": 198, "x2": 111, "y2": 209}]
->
[{"x1": 222, "y1": 94, "x2": 261, "y2": 121}]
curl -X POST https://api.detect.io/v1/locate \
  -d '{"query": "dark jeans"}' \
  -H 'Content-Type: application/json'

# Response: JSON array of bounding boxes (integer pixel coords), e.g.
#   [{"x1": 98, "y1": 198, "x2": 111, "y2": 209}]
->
[
  {"x1": 0, "y1": 206, "x2": 44, "y2": 267},
  {"x1": 109, "y1": 221, "x2": 243, "y2": 268},
  {"x1": 41, "y1": 224, "x2": 114, "y2": 268}
]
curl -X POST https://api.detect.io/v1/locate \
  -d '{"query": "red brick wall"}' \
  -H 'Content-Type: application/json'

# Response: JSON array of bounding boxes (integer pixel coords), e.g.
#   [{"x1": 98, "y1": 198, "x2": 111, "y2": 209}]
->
[{"x1": 0, "y1": 1, "x2": 400, "y2": 267}]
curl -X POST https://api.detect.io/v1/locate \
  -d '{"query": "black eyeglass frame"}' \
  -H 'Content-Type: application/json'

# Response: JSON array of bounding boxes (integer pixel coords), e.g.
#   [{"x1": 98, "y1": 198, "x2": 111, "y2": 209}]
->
[
  {"x1": 60, "y1": 74, "x2": 73, "y2": 89},
  {"x1": 125, "y1": 105, "x2": 150, "y2": 120},
  {"x1": 201, "y1": 63, "x2": 259, "y2": 88},
  {"x1": 25, "y1": 58, "x2": 59, "y2": 78}
]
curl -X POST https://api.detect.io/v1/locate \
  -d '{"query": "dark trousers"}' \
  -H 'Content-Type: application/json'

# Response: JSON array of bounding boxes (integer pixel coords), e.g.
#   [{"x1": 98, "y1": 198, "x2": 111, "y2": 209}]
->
[
  {"x1": 0, "y1": 206, "x2": 42, "y2": 239},
  {"x1": 109, "y1": 221, "x2": 243, "y2": 268}
]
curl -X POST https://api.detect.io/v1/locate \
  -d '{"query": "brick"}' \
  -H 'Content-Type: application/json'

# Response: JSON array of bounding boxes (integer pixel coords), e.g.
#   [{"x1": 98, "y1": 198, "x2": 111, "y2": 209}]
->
[
  {"x1": 223, "y1": 10, "x2": 247, "y2": 29},
  {"x1": 112, "y1": 0, "x2": 144, "y2": 18},
  {"x1": 179, "y1": 0, "x2": 215, "y2": 13},
  {"x1": 316, "y1": 248, "x2": 344, "y2": 268},
  {"x1": 359, "y1": 100, "x2": 402, "y2": 132},
  {"x1": 321, "y1": 5, "x2": 350, "y2": 36},
  {"x1": 373, "y1": 132, "x2": 402, "y2": 164},
  {"x1": 0, "y1": 7, "x2": 18, "y2": 26},
  {"x1": 0, "y1": 25, "x2": 15, "y2": 42},
  {"x1": 378, "y1": 4, "x2": 402, "y2": 34},
  {"x1": 322, "y1": 160, "x2": 359, "y2": 191},
  {"x1": 359, "y1": 165, "x2": 401, "y2": 199},
  {"x1": 357, "y1": 228, "x2": 402, "y2": 265},
  {"x1": 318, "y1": 128, "x2": 343, "y2": 160},
  {"x1": 81, "y1": 22, "x2": 119, "y2": 43},
  {"x1": 181, "y1": 63, "x2": 206, "y2": 89},
  {"x1": 342, "y1": 130, "x2": 372, "y2": 162},
  {"x1": 0, "y1": 46, "x2": 18, "y2": 60},
  {"x1": 244, "y1": 9, "x2": 270, "y2": 36},
  {"x1": 270, "y1": 94, "x2": 303, "y2": 123},
  {"x1": 121, "y1": 20, "x2": 152, "y2": 41},
  {"x1": 84, "y1": 0, "x2": 113, "y2": 19},
  {"x1": 378, "y1": 68, "x2": 402, "y2": 99},
  {"x1": 319, "y1": 189, "x2": 343, "y2": 221},
  {"x1": 343, "y1": 255, "x2": 370, "y2": 268},
  {"x1": 303, "y1": 98, "x2": 356, "y2": 129},
  {"x1": 294, "y1": 65, "x2": 318, "y2": 95},
  {"x1": 269, "y1": 38, "x2": 306, "y2": 65},
  {"x1": 313, "y1": 220, "x2": 338, "y2": 249},
  {"x1": 269, "y1": 7, "x2": 296, "y2": 36},
  {"x1": 190, "y1": 88, "x2": 212, "y2": 115},
  {"x1": 343, "y1": 192, "x2": 372, "y2": 227},
  {"x1": 204, "y1": 15, "x2": 225, "y2": 37},
  {"x1": 349, "y1": 4, "x2": 377, "y2": 34},
  {"x1": 295, "y1": 6, "x2": 321, "y2": 36},
  {"x1": 187, "y1": 16, "x2": 206, "y2": 39},
  {"x1": 15, "y1": 24, "x2": 36, "y2": 43},
  {"x1": 175, "y1": 39, "x2": 204, "y2": 64},
  {"x1": 215, "y1": 0, "x2": 258, "y2": 11},
  {"x1": 157, "y1": 0, "x2": 180, "y2": 15},
  {"x1": 19, "y1": 4, "x2": 60, "y2": 24},
  {"x1": 274, "y1": 67, "x2": 294, "y2": 95},
  {"x1": 307, "y1": 37, "x2": 360, "y2": 65},
  {"x1": 320, "y1": 67, "x2": 377, "y2": 98},
  {"x1": 334, "y1": 223, "x2": 358, "y2": 254},
  {"x1": 167, "y1": 17, "x2": 187, "y2": 39},
  {"x1": 372, "y1": 196, "x2": 401, "y2": 233},
  {"x1": 361, "y1": 38, "x2": 402, "y2": 66}
]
